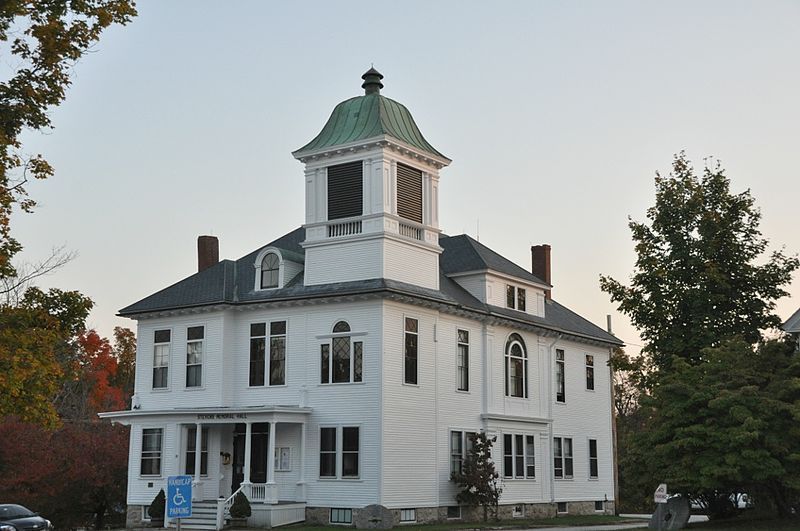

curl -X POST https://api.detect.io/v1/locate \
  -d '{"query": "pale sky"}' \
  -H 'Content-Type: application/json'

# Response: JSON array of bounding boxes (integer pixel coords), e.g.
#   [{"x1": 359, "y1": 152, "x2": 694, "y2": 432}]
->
[{"x1": 12, "y1": 1, "x2": 800, "y2": 352}]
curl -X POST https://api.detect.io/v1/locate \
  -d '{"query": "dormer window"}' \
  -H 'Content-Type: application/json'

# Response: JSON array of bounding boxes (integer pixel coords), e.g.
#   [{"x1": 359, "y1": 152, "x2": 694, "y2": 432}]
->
[
  {"x1": 506, "y1": 285, "x2": 526, "y2": 311},
  {"x1": 328, "y1": 161, "x2": 363, "y2": 220},
  {"x1": 261, "y1": 253, "x2": 280, "y2": 289}
]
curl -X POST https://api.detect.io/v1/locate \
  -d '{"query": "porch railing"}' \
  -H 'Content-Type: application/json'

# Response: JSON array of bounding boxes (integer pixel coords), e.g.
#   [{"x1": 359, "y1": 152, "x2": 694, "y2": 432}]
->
[
  {"x1": 216, "y1": 484, "x2": 244, "y2": 530},
  {"x1": 215, "y1": 483, "x2": 271, "y2": 529}
]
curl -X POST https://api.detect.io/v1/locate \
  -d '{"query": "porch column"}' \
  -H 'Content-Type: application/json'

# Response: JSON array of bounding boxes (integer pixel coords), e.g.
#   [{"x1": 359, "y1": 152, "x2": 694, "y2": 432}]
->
[
  {"x1": 243, "y1": 421, "x2": 252, "y2": 487},
  {"x1": 266, "y1": 420, "x2": 277, "y2": 504},
  {"x1": 297, "y1": 422, "x2": 307, "y2": 501},
  {"x1": 193, "y1": 422, "x2": 202, "y2": 500}
]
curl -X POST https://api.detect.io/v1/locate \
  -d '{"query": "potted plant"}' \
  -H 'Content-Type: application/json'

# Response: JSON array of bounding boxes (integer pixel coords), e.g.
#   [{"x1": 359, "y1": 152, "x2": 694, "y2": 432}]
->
[
  {"x1": 228, "y1": 492, "x2": 251, "y2": 527},
  {"x1": 148, "y1": 489, "x2": 166, "y2": 527}
]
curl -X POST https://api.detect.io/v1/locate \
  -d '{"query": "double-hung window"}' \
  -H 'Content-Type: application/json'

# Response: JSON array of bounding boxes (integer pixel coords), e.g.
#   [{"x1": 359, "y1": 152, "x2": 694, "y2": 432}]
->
[
  {"x1": 249, "y1": 321, "x2": 287, "y2": 386},
  {"x1": 505, "y1": 334, "x2": 527, "y2": 398},
  {"x1": 319, "y1": 426, "x2": 359, "y2": 479},
  {"x1": 503, "y1": 433, "x2": 535, "y2": 479},
  {"x1": 186, "y1": 326, "x2": 203, "y2": 387},
  {"x1": 153, "y1": 330, "x2": 170, "y2": 389},
  {"x1": 556, "y1": 349, "x2": 566, "y2": 402},
  {"x1": 554, "y1": 437, "x2": 573, "y2": 479},
  {"x1": 141, "y1": 428, "x2": 163, "y2": 476},
  {"x1": 261, "y1": 253, "x2": 280, "y2": 289},
  {"x1": 457, "y1": 329, "x2": 469, "y2": 391},
  {"x1": 589, "y1": 439, "x2": 599, "y2": 478},
  {"x1": 585, "y1": 354, "x2": 595, "y2": 391},
  {"x1": 185, "y1": 427, "x2": 208, "y2": 475},
  {"x1": 404, "y1": 318, "x2": 418, "y2": 385},
  {"x1": 506, "y1": 285, "x2": 527, "y2": 311},
  {"x1": 321, "y1": 321, "x2": 362, "y2": 384},
  {"x1": 449, "y1": 430, "x2": 476, "y2": 477}
]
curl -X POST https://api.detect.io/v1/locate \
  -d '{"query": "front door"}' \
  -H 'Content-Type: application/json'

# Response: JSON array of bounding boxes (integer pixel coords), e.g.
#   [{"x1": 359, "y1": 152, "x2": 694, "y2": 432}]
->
[{"x1": 231, "y1": 423, "x2": 269, "y2": 493}]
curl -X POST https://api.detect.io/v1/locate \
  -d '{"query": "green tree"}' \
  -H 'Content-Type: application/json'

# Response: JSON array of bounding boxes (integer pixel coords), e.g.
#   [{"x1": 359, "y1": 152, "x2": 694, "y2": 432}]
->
[
  {"x1": 600, "y1": 153, "x2": 798, "y2": 377},
  {"x1": 452, "y1": 432, "x2": 502, "y2": 522},
  {"x1": 0, "y1": 287, "x2": 92, "y2": 427},
  {"x1": 0, "y1": 0, "x2": 137, "y2": 278},
  {"x1": 637, "y1": 338, "x2": 800, "y2": 518}
]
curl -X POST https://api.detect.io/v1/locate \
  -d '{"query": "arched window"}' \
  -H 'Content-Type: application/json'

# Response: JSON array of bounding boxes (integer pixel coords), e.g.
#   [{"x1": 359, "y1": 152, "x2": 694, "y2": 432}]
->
[
  {"x1": 505, "y1": 333, "x2": 527, "y2": 398},
  {"x1": 321, "y1": 321, "x2": 363, "y2": 384},
  {"x1": 261, "y1": 253, "x2": 280, "y2": 289}
]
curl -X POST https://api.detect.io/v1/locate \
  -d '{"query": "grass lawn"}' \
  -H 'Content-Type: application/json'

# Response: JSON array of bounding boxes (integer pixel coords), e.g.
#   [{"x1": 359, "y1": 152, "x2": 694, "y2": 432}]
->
[{"x1": 286, "y1": 514, "x2": 644, "y2": 530}]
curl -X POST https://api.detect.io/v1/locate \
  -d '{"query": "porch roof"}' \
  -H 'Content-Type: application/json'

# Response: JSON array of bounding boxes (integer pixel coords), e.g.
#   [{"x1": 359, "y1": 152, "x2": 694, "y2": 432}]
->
[{"x1": 98, "y1": 405, "x2": 311, "y2": 425}]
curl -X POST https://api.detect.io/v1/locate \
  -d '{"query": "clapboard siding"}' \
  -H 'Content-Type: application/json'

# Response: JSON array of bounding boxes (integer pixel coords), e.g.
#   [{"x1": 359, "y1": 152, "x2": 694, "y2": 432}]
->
[
  {"x1": 383, "y1": 238, "x2": 439, "y2": 290},
  {"x1": 304, "y1": 239, "x2": 383, "y2": 285}
]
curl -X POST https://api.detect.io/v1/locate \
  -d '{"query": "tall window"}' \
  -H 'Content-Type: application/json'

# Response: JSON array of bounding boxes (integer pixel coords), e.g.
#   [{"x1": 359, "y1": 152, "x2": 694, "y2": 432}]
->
[
  {"x1": 320, "y1": 427, "x2": 336, "y2": 478},
  {"x1": 153, "y1": 330, "x2": 170, "y2": 389},
  {"x1": 404, "y1": 318, "x2": 418, "y2": 385},
  {"x1": 450, "y1": 430, "x2": 476, "y2": 476},
  {"x1": 249, "y1": 323, "x2": 266, "y2": 386},
  {"x1": 517, "y1": 288, "x2": 526, "y2": 311},
  {"x1": 505, "y1": 333, "x2": 527, "y2": 398},
  {"x1": 249, "y1": 321, "x2": 287, "y2": 386},
  {"x1": 457, "y1": 329, "x2": 469, "y2": 391},
  {"x1": 554, "y1": 437, "x2": 573, "y2": 479},
  {"x1": 185, "y1": 427, "x2": 208, "y2": 475},
  {"x1": 261, "y1": 253, "x2": 279, "y2": 289},
  {"x1": 186, "y1": 326, "x2": 203, "y2": 387},
  {"x1": 342, "y1": 427, "x2": 360, "y2": 478},
  {"x1": 556, "y1": 349, "x2": 566, "y2": 402},
  {"x1": 589, "y1": 439, "x2": 598, "y2": 478},
  {"x1": 321, "y1": 321, "x2": 362, "y2": 384},
  {"x1": 585, "y1": 354, "x2": 595, "y2": 391},
  {"x1": 269, "y1": 321, "x2": 286, "y2": 385},
  {"x1": 503, "y1": 433, "x2": 535, "y2": 479},
  {"x1": 506, "y1": 285, "x2": 515, "y2": 308},
  {"x1": 327, "y1": 161, "x2": 363, "y2": 220},
  {"x1": 319, "y1": 426, "x2": 359, "y2": 479},
  {"x1": 141, "y1": 428, "x2": 163, "y2": 476}
]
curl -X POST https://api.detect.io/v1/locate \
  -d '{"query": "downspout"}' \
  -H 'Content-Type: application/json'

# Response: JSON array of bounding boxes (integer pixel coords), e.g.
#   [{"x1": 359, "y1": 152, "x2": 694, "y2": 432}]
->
[{"x1": 546, "y1": 333, "x2": 562, "y2": 505}]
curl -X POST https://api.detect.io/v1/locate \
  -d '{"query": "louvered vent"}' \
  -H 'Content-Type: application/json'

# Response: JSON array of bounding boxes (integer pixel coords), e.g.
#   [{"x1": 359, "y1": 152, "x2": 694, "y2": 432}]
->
[
  {"x1": 397, "y1": 163, "x2": 423, "y2": 224},
  {"x1": 327, "y1": 161, "x2": 363, "y2": 220}
]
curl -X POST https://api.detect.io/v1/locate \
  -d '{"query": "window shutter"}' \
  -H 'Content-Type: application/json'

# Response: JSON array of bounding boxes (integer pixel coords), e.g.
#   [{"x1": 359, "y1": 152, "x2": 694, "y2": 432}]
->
[
  {"x1": 396, "y1": 163, "x2": 423, "y2": 224},
  {"x1": 327, "y1": 161, "x2": 363, "y2": 220}
]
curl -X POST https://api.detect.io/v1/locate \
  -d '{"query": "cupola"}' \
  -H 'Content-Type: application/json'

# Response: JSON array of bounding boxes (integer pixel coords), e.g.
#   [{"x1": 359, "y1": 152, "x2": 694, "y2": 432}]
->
[{"x1": 294, "y1": 69, "x2": 450, "y2": 290}]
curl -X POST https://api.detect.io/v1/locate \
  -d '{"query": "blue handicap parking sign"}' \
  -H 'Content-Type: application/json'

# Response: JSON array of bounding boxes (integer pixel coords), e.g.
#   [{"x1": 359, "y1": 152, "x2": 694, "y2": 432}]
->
[{"x1": 167, "y1": 475, "x2": 193, "y2": 518}]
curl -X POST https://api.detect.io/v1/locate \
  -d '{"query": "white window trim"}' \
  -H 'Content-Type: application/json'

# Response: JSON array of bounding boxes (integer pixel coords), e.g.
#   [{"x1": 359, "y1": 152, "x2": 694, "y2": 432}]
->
[
  {"x1": 588, "y1": 437, "x2": 599, "y2": 479},
  {"x1": 140, "y1": 426, "x2": 164, "y2": 478},
  {"x1": 553, "y1": 436, "x2": 574, "y2": 480},
  {"x1": 185, "y1": 325, "x2": 204, "y2": 389},
  {"x1": 403, "y1": 315, "x2": 419, "y2": 386},
  {"x1": 253, "y1": 247, "x2": 285, "y2": 291},
  {"x1": 456, "y1": 328, "x2": 470, "y2": 392},
  {"x1": 449, "y1": 428, "x2": 478, "y2": 477},
  {"x1": 248, "y1": 319, "x2": 289, "y2": 388},
  {"x1": 555, "y1": 349, "x2": 566, "y2": 403},
  {"x1": 184, "y1": 425, "x2": 209, "y2": 477},
  {"x1": 152, "y1": 329, "x2": 172, "y2": 391},
  {"x1": 585, "y1": 353, "x2": 595, "y2": 391},
  {"x1": 505, "y1": 333, "x2": 528, "y2": 398},
  {"x1": 320, "y1": 321, "x2": 363, "y2": 385},
  {"x1": 275, "y1": 446, "x2": 291, "y2": 472},
  {"x1": 319, "y1": 425, "x2": 361, "y2": 480},
  {"x1": 329, "y1": 508, "x2": 353, "y2": 525},
  {"x1": 502, "y1": 432, "x2": 536, "y2": 480}
]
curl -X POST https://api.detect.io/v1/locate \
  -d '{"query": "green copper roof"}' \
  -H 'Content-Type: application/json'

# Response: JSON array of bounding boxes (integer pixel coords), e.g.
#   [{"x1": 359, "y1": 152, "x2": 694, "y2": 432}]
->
[{"x1": 293, "y1": 70, "x2": 449, "y2": 162}]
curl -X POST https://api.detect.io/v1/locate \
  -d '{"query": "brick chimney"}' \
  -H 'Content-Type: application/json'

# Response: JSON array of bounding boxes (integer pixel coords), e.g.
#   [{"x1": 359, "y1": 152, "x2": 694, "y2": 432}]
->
[
  {"x1": 531, "y1": 244, "x2": 551, "y2": 299},
  {"x1": 197, "y1": 235, "x2": 219, "y2": 273}
]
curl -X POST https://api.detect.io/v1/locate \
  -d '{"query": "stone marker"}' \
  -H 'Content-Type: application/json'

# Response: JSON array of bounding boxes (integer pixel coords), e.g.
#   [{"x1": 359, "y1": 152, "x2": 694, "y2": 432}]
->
[
  {"x1": 649, "y1": 495, "x2": 691, "y2": 530},
  {"x1": 355, "y1": 504, "x2": 394, "y2": 529}
]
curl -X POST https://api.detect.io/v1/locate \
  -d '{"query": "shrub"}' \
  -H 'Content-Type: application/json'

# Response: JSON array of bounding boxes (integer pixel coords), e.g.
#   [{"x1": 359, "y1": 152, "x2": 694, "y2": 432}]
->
[{"x1": 229, "y1": 492, "x2": 251, "y2": 518}]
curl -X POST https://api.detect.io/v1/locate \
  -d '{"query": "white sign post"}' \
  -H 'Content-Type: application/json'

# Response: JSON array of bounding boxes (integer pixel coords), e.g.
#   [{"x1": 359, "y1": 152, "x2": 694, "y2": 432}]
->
[{"x1": 654, "y1": 483, "x2": 668, "y2": 504}]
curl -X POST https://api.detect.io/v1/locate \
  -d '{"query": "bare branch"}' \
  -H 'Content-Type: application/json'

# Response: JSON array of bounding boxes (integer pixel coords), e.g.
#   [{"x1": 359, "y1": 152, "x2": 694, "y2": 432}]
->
[{"x1": 1, "y1": 245, "x2": 77, "y2": 304}]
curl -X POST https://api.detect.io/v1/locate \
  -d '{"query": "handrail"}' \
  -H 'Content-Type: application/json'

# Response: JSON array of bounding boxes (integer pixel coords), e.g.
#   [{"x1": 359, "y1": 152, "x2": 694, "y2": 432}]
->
[{"x1": 216, "y1": 485, "x2": 245, "y2": 530}]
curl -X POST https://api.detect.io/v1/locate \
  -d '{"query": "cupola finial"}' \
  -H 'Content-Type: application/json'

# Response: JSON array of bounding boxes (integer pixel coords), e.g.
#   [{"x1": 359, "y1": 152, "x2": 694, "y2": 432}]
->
[{"x1": 361, "y1": 67, "x2": 384, "y2": 95}]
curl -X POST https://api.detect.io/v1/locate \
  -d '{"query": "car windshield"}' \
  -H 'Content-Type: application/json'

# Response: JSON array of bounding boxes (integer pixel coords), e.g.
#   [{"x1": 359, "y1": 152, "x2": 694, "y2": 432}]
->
[{"x1": 0, "y1": 505, "x2": 35, "y2": 520}]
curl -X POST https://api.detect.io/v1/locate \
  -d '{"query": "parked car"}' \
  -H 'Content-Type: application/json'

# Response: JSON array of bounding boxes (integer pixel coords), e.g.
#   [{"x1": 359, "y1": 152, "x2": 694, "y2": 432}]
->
[{"x1": 0, "y1": 505, "x2": 52, "y2": 531}]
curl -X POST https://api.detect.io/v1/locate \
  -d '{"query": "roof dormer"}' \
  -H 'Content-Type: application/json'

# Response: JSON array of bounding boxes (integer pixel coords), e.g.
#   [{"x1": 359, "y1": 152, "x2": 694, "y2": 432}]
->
[{"x1": 253, "y1": 247, "x2": 303, "y2": 291}]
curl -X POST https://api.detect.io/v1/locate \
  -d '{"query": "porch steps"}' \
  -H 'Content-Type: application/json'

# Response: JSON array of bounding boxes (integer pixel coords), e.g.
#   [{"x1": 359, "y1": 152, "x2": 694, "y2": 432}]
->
[{"x1": 167, "y1": 501, "x2": 218, "y2": 530}]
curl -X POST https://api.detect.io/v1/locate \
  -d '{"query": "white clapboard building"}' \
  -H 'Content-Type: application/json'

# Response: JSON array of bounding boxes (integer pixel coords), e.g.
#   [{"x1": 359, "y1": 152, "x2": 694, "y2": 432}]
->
[{"x1": 101, "y1": 69, "x2": 622, "y2": 529}]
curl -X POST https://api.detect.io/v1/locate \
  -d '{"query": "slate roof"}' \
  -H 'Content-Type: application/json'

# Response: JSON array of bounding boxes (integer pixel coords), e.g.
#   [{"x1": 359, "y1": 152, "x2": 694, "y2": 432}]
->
[
  {"x1": 439, "y1": 234, "x2": 550, "y2": 286},
  {"x1": 120, "y1": 227, "x2": 621, "y2": 346}
]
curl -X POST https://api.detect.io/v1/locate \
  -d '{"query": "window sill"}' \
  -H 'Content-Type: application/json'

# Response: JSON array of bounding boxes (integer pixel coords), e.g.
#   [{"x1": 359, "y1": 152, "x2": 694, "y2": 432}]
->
[
  {"x1": 402, "y1": 382, "x2": 419, "y2": 388},
  {"x1": 502, "y1": 478, "x2": 537, "y2": 482},
  {"x1": 151, "y1": 387, "x2": 170, "y2": 392},
  {"x1": 554, "y1": 477, "x2": 574, "y2": 481},
  {"x1": 555, "y1": 400, "x2": 567, "y2": 406},
  {"x1": 248, "y1": 383, "x2": 288, "y2": 388},
  {"x1": 318, "y1": 478, "x2": 363, "y2": 482},
  {"x1": 318, "y1": 381, "x2": 365, "y2": 387},
  {"x1": 184, "y1": 386, "x2": 205, "y2": 391},
  {"x1": 139, "y1": 475, "x2": 162, "y2": 479},
  {"x1": 455, "y1": 389, "x2": 470, "y2": 394}
]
